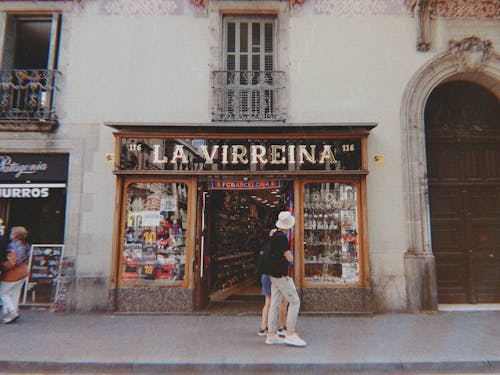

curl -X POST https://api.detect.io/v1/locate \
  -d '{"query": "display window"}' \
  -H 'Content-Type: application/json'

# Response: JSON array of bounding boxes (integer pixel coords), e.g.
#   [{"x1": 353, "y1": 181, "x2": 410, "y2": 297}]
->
[
  {"x1": 303, "y1": 181, "x2": 361, "y2": 285},
  {"x1": 120, "y1": 181, "x2": 188, "y2": 286}
]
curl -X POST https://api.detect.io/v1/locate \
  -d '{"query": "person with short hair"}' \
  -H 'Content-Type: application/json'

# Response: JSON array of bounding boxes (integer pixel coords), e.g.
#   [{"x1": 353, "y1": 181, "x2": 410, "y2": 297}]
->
[
  {"x1": 1, "y1": 226, "x2": 30, "y2": 324},
  {"x1": 265, "y1": 211, "x2": 307, "y2": 347}
]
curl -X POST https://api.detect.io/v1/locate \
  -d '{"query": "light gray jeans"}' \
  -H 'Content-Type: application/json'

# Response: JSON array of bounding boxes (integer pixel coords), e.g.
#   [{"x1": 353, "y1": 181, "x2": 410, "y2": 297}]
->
[
  {"x1": 1, "y1": 279, "x2": 25, "y2": 316},
  {"x1": 268, "y1": 275, "x2": 301, "y2": 334}
]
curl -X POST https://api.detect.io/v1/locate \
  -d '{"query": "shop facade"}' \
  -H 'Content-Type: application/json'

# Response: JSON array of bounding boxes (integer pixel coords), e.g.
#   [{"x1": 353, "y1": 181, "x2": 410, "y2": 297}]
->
[
  {"x1": 1, "y1": 0, "x2": 498, "y2": 314},
  {"x1": 108, "y1": 123, "x2": 375, "y2": 312},
  {"x1": 0, "y1": 152, "x2": 68, "y2": 306}
]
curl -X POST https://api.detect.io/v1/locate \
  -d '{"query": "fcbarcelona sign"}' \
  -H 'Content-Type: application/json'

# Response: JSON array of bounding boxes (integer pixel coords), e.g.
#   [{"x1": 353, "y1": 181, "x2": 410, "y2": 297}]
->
[{"x1": 209, "y1": 180, "x2": 283, "y2": 190}]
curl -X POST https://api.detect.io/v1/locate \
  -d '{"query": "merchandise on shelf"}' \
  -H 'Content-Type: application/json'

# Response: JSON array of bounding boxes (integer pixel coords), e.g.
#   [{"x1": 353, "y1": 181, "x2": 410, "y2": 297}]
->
[
  {"x1": 303, "y1": 182, "x2": 360, "y2": 285},
  {"x1": 209, "y1": 191, "x2": 258, "y2": 296}
]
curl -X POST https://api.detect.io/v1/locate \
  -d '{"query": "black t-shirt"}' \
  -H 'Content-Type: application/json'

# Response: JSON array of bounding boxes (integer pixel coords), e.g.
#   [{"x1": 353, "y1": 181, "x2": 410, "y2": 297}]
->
[{"x1": 268, "y1": 230, "x2": 290, "y2": 277}]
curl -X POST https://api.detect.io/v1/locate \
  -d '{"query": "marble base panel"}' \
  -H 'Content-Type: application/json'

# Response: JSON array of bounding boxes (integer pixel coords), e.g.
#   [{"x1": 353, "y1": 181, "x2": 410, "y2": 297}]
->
[
  {"x1": 404, "y1": 253, "x2": 438, "y2": 312},
  {"x1": 300, "y1": 287, "x2": 372, "y2": 312},
  {"x1": 114, "y1": 287, "x2": 194, "y2": 312}
]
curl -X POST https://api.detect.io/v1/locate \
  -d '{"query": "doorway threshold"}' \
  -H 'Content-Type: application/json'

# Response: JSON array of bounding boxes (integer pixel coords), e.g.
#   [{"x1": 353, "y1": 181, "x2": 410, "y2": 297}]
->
[{"x1": 438, "y1": 303, "x2": 500, "y2": 312}]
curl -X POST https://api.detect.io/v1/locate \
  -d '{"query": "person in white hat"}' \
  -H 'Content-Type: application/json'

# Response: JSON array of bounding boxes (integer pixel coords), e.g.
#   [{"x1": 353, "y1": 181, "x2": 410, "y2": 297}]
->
[
  {"x1": 265, "y1": 211, "x2": 307, "y2": 347},
  {"x1": 257, "y1": 228, "x2": 289, "y2": 337}
]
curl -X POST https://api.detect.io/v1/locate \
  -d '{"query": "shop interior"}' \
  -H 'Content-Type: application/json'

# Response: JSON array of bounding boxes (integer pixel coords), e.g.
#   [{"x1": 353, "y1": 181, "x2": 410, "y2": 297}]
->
[
  {"x1": 203, "y1": 180, "x2": 292, "y2": 308},
  {"x1": 0, "y1": 189, "x2": 67, "y2": 245},
  {"x1": 0, "y1": 189, "x2": 67, "y2": 305}
]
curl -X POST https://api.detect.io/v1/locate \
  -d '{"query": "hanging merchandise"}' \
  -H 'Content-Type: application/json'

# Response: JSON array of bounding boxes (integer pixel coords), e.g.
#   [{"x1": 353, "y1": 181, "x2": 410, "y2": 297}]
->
[
  {"x1": 303, "y1": 182, "x2": 360, "y2": 285},
  {"x1": 207, "y1": 181, "x2": 291, "y2": 301},
  {"x1": 209, "y1": 190, "x2": 256, "y2": 300}
]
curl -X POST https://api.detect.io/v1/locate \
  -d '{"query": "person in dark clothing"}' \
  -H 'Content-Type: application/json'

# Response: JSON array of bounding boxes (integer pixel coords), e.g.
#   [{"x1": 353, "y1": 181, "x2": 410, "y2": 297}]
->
[
  {"x1": 265, "y1": 211, "x2": 306, "y2": 347},
  {"x1": 258, "y1": 228, "x2": 288, "y2": 337}
]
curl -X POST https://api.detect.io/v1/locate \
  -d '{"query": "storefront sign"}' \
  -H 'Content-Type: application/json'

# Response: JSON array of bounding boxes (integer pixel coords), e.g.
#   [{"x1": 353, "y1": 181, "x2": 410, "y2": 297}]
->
[
  {"x1": 0, "y1": 154, "x2": 69, "y2": 182},
  {"x1": 23, "y1": 244, "x2": 64, "y2": 305},
  {"x1": 120, "y1": 137, "x2": 362, "y2": 172},
  {"x1": 0, "y1": 183, "x2": 65, "y2": 198}
]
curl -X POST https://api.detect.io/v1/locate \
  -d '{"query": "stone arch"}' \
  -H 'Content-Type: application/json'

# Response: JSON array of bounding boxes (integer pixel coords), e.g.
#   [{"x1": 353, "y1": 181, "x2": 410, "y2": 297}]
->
[{"x1": 401, "y1": 37, "x2": 500, "y2": 311}]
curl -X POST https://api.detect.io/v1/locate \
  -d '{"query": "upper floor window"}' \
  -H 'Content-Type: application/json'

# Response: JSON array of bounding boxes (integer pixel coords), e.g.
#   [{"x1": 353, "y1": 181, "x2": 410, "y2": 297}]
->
[
  {"x1": 224, "y1": 16, "x2": 274, "y2": 75},
  {"x1": 212, "y1": 15, "x2": 286, "y2": 122},
  {"x1": 0, "y1": 14, "x2": 61, "y2": 131}
]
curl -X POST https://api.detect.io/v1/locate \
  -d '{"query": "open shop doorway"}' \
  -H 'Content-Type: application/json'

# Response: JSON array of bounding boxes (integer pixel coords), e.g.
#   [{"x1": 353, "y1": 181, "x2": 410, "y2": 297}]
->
[{"x1": 200, "y1": 179, "x2": 294, "y2": 313}]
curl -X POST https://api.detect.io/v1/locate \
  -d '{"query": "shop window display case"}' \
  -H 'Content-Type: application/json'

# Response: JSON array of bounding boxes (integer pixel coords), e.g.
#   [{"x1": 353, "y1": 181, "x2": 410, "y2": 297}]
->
[
  {"x1": 121, "y1": 182, "x2": 188, "y2": 286},
  {"x1": 303, "y1": 182, "x2": 360, "y2": 285}
]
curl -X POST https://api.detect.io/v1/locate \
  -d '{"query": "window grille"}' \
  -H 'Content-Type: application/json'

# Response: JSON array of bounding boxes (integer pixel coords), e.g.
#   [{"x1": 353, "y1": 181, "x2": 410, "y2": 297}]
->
[
  {"x1": 0, "y1": 14, "x2": 60, "y2": 130},
  {"x1": 212, "y1": 16, "x2": 286, "y2": 122}
]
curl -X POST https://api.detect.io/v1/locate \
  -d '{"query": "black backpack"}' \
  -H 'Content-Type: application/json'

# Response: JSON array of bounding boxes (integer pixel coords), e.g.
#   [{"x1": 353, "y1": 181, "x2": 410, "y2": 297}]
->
[{"x1": 256, "y1": 238, "x2": 272, "y2": 276}]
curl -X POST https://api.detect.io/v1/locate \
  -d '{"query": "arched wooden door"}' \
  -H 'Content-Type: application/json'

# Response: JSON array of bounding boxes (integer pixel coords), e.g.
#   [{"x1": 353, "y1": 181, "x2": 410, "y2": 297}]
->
[{"x1": 425, "y1": 81, "x2": 500, "y2": 303}]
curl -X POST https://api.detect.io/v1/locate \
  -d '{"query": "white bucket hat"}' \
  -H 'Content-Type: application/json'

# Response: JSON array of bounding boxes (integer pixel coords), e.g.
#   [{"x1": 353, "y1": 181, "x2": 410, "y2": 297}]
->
[{"x1": 275, "y1": 211, "x2": 295, "y2": 230}]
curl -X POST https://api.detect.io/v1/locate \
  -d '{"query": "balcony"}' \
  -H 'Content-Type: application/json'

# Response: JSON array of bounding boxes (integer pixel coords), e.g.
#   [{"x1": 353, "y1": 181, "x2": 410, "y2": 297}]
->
[
  {"x1": 212, "y1": 70, "x2": 286, "y2": 122},
  {"x1": 0, "y1": 69, "x2": 60, "y2": 132}
]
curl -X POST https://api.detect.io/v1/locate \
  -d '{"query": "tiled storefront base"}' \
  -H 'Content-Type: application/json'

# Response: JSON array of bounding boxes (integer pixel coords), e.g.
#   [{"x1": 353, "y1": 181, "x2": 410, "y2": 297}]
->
[
  {"x1": 301, "y1": 287, "x2": 372, "y2": 313},
  {"x1": 112, "y1": 287, "x2": 371, "y2": 313},
  {"x1": 114, "y1": 287, "x2": 194, "y2": 312}
]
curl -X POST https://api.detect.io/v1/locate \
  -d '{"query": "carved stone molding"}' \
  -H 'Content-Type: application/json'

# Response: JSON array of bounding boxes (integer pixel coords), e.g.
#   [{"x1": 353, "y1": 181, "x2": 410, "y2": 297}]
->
[
  {"x1": 0, "y1": 120, "x2": 58, "y2": 132},
  {"x1": 433, "y1": 0, "x2": 499, "y2": 20},
  {"x1": 449, "y1": 36, "x2": 493, "y2": 72},
  {"x1": 290, "y1": 0, "x2": 306, "y2": 15},
  {"x1": 314, "y1": 0, "x2": 408, "y2": 16},
  {"x1": 410, "y1": 0, "x2": 435, "y2": 52},
  {"x1": 100, "y1": 0, "x2": 182, "y2": 16},
  {"x1": 400, "y1": 42, "x2": 499, "y2": 311},
  {"x1": 189, "y1": 0, "x2": 208, "y2": 17}
]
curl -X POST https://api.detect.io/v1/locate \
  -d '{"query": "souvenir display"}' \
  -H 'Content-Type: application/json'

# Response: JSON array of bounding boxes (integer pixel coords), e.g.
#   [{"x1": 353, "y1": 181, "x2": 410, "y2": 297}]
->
[
  {"x1": 209, "y1": 191, "x2": 258, "y2": 296},
  {"x1": 303, "y1": 182, "x2": 360, "y2": 284},
  {"x1": 207, "y1": 186, "x2": 289, "y2": 300},
  {"x1": 121, "y1": 182, "x2": 187, "y2": 286}
]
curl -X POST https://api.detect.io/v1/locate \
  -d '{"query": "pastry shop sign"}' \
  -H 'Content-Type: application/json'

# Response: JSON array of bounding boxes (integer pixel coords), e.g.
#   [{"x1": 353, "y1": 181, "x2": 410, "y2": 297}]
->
[
  {"x1": 119, "y1": 137, "x2": 362, "y2": 172},
  {"x1": 0, "y1": 154, "x2": 69, "y2": 182}
]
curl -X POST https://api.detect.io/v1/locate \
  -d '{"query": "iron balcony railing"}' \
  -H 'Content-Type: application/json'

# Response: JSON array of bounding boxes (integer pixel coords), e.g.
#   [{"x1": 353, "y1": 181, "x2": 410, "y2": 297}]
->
[
  {"x1": 212, "y1": 70, "x2": 286, "y2": 122},
  {"x1": 0, "y1": 69, "x2": 59, "y2": 124}
]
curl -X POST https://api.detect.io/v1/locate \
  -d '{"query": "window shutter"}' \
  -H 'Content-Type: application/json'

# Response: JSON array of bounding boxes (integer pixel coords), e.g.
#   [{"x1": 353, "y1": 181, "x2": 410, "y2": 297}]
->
[
  {"x1": 220, "y1": 16, "x2": 278, "y2": 121},
  {"x1": 1, "y1": 16, "x2": 17, "y2": 70},
  {"x1": 264, "y1": 22, "x2": 273, "y2": 71},
  {"x1": 224, "y1": 16, "x2": 275, "y2": 74},
  {"x1": 47, "y1": 13, "x2": 61, "y2": 70}
]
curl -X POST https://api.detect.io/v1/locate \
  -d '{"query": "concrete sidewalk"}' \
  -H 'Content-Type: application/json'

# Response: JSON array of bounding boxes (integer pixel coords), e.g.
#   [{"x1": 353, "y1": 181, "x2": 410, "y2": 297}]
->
[{"x1": 0, "y1": 310, "x2": 499, "y2": 374}]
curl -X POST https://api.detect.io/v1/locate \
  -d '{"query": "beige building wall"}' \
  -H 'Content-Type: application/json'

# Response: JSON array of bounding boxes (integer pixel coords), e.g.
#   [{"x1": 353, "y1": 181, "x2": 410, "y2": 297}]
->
[{"x1": 1, "y1": 0, "x2": 497, "y2": 312}]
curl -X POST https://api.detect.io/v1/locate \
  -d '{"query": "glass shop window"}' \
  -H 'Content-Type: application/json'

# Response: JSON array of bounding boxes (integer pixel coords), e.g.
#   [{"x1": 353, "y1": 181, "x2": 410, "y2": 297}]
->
[
  {"x1": 121, "y1": 182, "x2": 188, "y2": 286},
  {"x1": 303, "y1": 182, "x2": 360, "y2": 285}
]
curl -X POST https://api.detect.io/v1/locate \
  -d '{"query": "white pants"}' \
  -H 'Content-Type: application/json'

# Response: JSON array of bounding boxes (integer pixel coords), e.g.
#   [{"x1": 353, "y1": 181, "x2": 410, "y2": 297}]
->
[
  {"x1": 268, "y1": 276, "x2": 301, "y2": 334},
  {"x1": 1, "y1": 279, "x2": 25, "y2": 316}
]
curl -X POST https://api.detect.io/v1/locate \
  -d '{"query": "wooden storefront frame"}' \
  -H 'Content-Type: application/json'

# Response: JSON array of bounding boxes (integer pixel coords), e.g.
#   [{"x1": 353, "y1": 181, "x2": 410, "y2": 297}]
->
[{"x1": 108, "y1": 123, "x2": 376, "y2": 312}]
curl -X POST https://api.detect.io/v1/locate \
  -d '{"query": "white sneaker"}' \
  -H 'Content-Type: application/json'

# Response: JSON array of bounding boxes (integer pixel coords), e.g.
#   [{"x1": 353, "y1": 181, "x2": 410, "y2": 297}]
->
[
  {"x1": 265, "y1": 334, "x2": 285, "y2": 345},
  {"x1": 284, "y1": 333, "x2": 307, "y2": 347},
  {"x1": 3, "y1": 316, "x2": 15, "y2": 324},
  {"x1": 3, "y1": 312, "x2": 20, "y2": 324}
]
